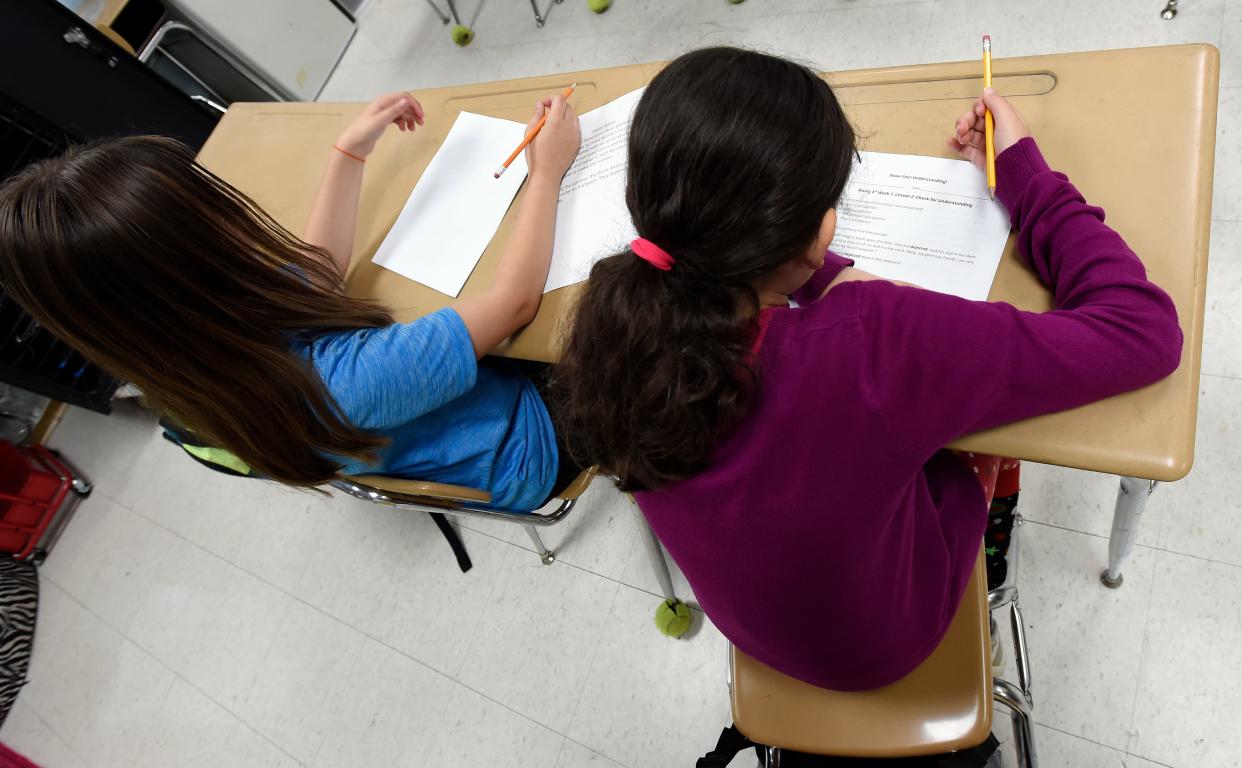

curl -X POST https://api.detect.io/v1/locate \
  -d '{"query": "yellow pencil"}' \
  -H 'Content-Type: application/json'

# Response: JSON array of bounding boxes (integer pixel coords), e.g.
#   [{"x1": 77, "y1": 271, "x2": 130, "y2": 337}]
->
[
  {"x1": 494, "y1": 83, "x2": 576, "y2": 179},
  {"x1": 983, "y1": 35, "x2": 996, "y2": 198}
]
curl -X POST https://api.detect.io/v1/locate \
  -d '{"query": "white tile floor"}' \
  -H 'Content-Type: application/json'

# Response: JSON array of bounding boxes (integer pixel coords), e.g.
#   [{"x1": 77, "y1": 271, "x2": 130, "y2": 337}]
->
[{"x1": 3, "y1": 1, "x2": 1241, "y2": 766}]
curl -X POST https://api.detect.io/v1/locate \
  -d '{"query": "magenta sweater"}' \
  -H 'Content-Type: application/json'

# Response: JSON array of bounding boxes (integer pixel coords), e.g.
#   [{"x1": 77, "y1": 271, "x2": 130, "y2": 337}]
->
[{"x1": 634, "y1": 139, "x2": 1182, "y2": 690}]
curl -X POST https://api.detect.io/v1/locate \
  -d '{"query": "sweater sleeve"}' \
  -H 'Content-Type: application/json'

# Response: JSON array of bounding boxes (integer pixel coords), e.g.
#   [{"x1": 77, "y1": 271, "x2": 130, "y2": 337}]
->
[{"x1": 832, "y1": 138, "x2": 1182, "y2": 459}]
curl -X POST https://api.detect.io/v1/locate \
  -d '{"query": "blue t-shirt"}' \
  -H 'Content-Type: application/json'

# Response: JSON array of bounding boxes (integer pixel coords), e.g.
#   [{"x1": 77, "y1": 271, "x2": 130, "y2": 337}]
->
[{"x1": 293, "y1": 308, "x2": 558, "y2": 511}]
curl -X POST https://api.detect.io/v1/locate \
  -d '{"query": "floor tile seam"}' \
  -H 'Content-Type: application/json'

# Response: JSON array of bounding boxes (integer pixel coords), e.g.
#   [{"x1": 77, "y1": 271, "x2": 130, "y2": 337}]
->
[
  {"x1": 14, "y1": 696, "x2": 97, "y2": 768},
  {"x1": 113, "y1": 500, "x2": 664, "y2": 721},
  {"x1": 563, "y1": 579, "x2": 625, "y2": 760},
  {"x1": 306, "y1": 642, "x2": 369, "y2": 768},
  {"x1": 1014, "y1": 519, "x2": 1242, "y2": 572},
  {"x1": 1142, "y1": 543, "x2": 1242, "y2": 571},
  {"x1": 1199, "y1": 371, "x2": 1242, "y2": 382},
  {"x1": 376, "y1": 627, "x2": 578, "y2": 739},
  {"x1": 150, "y1": 666, "x2": 311, "y2": 768},
  {"x1": 1031, "y1": 719, "x2": 1132, "y2": 757},
  {"x1": 34, "y1": 581, "x2": 310, "y2": 768},
  {"x1": 444, "y1": 529, "x2": 516, "y2": 678},
  {"x1": 563, "y1": 734, "x2": 636, "y2": 768},
  {"x1": 1122, "y1": 546, "x2": 1163, "y2": 754},
  {"x1": 129, "y1": 675, "x2": 182, "y2": 766}
]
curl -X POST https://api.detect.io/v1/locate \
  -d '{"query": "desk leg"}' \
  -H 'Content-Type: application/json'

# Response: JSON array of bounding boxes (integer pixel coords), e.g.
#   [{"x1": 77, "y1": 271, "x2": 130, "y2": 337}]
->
[{"x1": 1100, "y1": 476, "x2": 1158, "y2": 588}]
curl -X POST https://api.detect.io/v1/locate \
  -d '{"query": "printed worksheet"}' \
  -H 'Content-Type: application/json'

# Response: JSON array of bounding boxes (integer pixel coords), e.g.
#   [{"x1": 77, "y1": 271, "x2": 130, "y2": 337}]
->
[
  {"x1": 371, "y1": 111, "x2": 528, "y2": 297},
  {"x1": 543, "y1": 87, "x2": 644, "y2": 293},
  {"x1": 833, "y1": 152, "x2": 1011, "y2": 300}
]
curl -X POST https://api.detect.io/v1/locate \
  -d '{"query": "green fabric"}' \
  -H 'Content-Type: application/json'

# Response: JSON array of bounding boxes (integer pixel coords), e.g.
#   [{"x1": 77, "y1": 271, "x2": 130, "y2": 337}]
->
[{"x1": 183, "y1": 444, "x2": 252, "y2": 476}]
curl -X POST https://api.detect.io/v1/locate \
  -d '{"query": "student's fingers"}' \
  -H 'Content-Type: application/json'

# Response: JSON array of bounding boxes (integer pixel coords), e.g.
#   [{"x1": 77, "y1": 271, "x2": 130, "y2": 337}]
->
[
  {"x1": 380, "y1": 95, "x2": 415, "y2": 126},
  {"x1": 954, "y1": 115, "x2": 971, "y2": 142},
  {"x1": 981, "y1": 88, "x2": 1023, "y2": 137},
  {"x1": 981, "y1": 88, "x2": 1020, "y2": 125},
  {"x1": 980, "y1": 87, "x2": 1032, "y2": 154},
  {"x1": 545, "y1": 95, "x2": 568, "y2": 124},
  {"x1": 526, "y1": 100, "x2": 547, "y2": 132},
  {"x1": 955, "y1": 109, "x2": 981, "y2": 138},
  {"x1": 947, "y1": 135, "x2": 984, "y2": 170},
  {"x1": 408, "y1": 95, "x2": 425, "y2": 125},
  {"x1": 371, "y1": 92, "x2": 409, "y2": 117}
]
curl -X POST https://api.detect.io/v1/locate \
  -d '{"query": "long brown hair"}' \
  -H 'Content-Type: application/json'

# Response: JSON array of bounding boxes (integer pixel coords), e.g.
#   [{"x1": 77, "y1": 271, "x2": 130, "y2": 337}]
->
[
  {"x1": 0, "y1": 136, "x2": 393, "y2": 485},
  {"x1": 553, "y1": 48, "x2": 856, "y2": 492}
]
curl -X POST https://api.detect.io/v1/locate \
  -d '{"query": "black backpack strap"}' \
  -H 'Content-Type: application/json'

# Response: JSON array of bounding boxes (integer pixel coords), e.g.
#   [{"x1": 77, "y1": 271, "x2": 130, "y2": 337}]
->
[
  {"x1": 428, "y1": 512, "x2": 472, "y2": 573},
  {"x1": 698, "y1": 725, "x2": 757, "y2": 768},
  {"x1": 696, "y1": 727, "x2": 997, "y2": 768},
  {"x1": 930, "y1": 733, "x2": 999, "y2": 767}
]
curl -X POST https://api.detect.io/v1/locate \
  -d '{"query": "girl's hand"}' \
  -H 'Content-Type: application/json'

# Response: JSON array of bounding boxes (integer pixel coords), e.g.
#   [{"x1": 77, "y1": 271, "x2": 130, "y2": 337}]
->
[
  {"x1": 336, "y1": 92, "x2": 425, "y2": 159},
  {"x1": 947, "y1": 88, "x2": 1031, "y2": 171},
  {"x1": 525, "y1": 95, "x2": 581, "y2": 183}
]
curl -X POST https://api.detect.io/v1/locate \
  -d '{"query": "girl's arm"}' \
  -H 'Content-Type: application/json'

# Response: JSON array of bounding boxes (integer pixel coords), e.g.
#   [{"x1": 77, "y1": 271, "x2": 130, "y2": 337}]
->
[
  {"x1": 824, "y1": 94, "x2": 1181, "y2": 458},
  {"x1": 304, "y1": 93, "x2": 425, "y2": 279},
  {"x1": 452, "y1": 95, "x2": 581, "y2": 358}
]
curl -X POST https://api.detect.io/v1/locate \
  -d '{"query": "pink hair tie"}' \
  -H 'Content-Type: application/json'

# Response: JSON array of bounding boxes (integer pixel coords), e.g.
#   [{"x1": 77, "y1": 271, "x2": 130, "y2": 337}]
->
[{"x1": 632, "y1": 237, "x2": 674, "y2": 271}]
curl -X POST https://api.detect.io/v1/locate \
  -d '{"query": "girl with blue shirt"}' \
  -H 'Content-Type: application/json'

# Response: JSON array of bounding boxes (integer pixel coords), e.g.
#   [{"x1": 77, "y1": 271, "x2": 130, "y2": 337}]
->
[{"x1": 0, "y1": 92, "x2": 582, "y2": 509}]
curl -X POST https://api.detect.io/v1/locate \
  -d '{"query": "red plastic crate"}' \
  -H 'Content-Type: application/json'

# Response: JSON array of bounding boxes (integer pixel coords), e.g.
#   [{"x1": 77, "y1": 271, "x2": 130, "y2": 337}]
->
[{"x1": 0, "y1": 441, "x2": 76, "y2": 559}]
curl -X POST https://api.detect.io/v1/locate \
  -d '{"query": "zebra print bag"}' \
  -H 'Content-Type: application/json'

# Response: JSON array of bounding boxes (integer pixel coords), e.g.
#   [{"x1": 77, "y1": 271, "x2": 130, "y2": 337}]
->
[{"x1": 0, "y1": 557, "x2": 37, "y2": 727}]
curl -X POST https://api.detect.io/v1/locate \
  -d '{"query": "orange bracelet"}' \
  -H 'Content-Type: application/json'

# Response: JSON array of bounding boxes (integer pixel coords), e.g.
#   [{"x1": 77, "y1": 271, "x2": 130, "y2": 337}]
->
[{"x1": 332, "y1": 144, "x2": 366, "y2": 164}]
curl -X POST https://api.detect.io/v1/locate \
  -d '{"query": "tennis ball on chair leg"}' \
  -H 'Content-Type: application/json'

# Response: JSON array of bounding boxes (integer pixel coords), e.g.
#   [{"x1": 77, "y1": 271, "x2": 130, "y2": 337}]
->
[
  {"x1": 588, "y1": 0, "x2": 612, "y2": 12},
  {"x1": 655, "y1": 599, "x2": 693, "y2": 638},
  {"x1": 451, "y1": 25, "x2": 474, "y2": 46}
]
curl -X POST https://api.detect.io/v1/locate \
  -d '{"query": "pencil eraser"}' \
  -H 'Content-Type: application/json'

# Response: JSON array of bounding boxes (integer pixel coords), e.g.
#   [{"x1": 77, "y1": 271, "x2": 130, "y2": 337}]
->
[{"x1": 983, "y1": 34, "x2": 991, "y2": 42}]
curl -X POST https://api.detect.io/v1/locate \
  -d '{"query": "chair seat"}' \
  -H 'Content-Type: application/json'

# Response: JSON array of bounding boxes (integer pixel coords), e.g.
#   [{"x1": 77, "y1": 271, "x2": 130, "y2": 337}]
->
[
  {"x1": 731, "y1": 554, "x2": 992, "y2": 758},
  {"x1": 346, "y1": 466, "x2": 599, "y2": 508},
  {"x1": 350, "y1": 474, "x2": 492, "y2": 503}
]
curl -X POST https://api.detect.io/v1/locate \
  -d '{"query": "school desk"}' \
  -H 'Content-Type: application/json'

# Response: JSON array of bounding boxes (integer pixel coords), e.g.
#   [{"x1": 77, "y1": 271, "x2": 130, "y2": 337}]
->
[{"x1": 196, "y1": 44, "x2": 1218, "y2": 588}]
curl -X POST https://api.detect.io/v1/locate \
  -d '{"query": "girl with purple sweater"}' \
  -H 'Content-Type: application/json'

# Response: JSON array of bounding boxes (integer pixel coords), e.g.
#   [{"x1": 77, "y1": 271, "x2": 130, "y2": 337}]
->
[{"x1": 552, "y1": 47, "x2": 1181, "y2": 691}]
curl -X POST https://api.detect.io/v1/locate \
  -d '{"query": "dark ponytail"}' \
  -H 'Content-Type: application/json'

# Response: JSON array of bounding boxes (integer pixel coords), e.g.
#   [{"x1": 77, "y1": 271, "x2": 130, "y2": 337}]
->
[{"x1": 553, "y1": 47, "x2": 856, "y2": 491}]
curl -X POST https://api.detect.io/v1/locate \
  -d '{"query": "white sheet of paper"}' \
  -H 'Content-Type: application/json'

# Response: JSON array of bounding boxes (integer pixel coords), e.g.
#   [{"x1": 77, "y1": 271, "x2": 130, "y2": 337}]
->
[
  {"x1": 372, "y1": 111, "x2": 528, "y2": 297},
  {"x1": 543, "y1": 87, "x2": 645, "y2": 293},
  {"x1": 832, "y1": 152, "x2": 1011, "y2": 300}
]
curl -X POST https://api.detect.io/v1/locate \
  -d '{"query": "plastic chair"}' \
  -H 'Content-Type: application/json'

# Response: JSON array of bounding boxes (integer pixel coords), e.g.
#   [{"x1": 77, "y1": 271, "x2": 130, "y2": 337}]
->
[
  {"x1": 330, "y1": 466, "x2": 597, "y2": 565},
  {"x1": 729, "y1": 550, "x2": 1038, "y2": 767}
]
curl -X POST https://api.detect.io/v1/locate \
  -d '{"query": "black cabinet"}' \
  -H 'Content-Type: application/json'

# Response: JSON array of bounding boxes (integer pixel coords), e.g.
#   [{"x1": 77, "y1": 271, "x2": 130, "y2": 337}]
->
[{"x1": 0, "y1": 0, "x2": 221, "y2": 413}]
